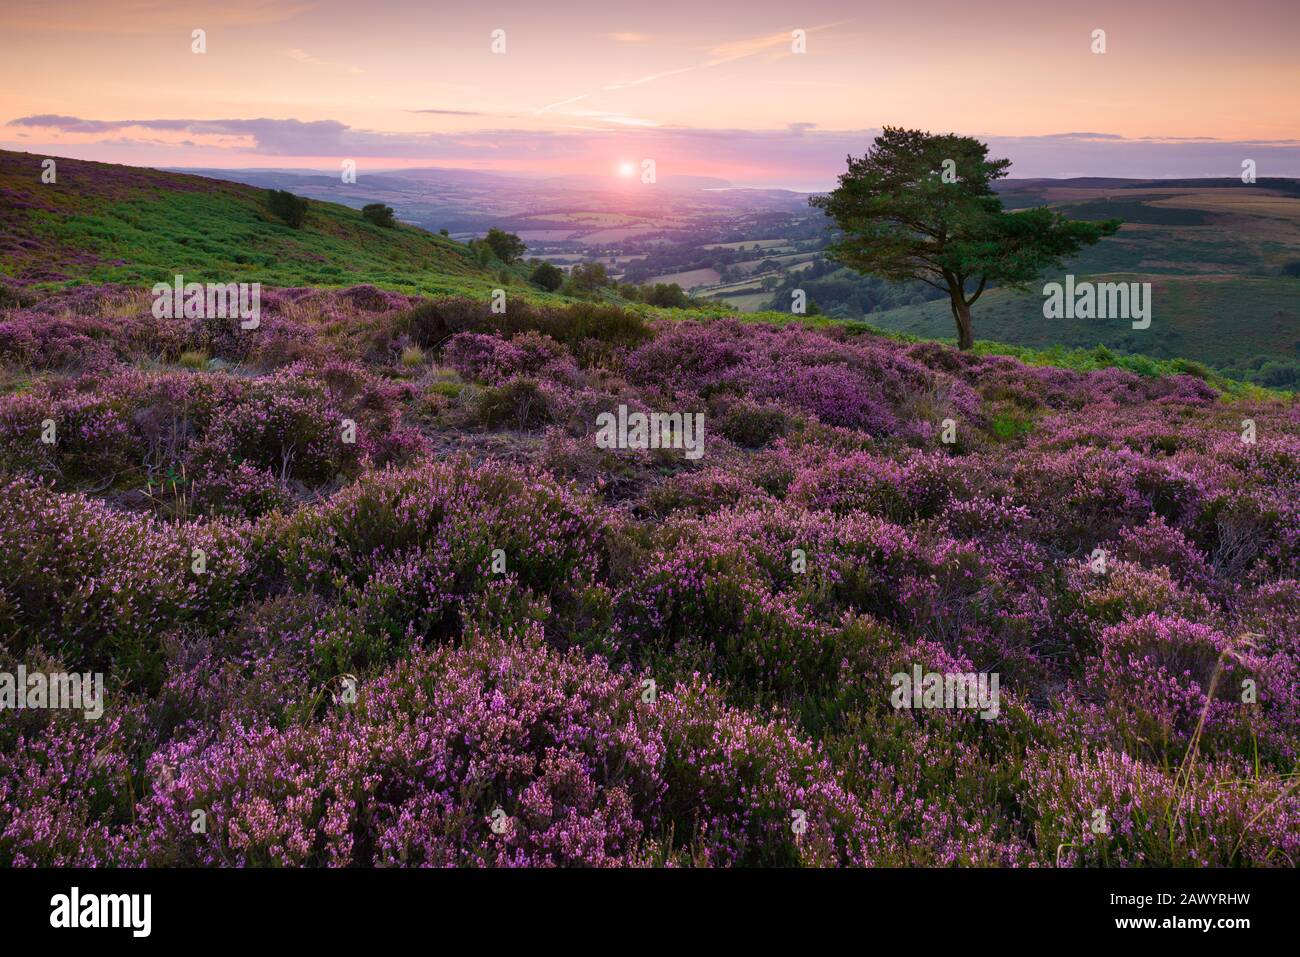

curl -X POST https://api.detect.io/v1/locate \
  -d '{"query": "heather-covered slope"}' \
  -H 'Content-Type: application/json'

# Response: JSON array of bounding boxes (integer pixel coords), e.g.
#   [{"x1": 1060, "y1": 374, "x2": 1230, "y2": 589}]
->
[
  {"x1": 0, "y1": 150, "x2": 498, "y2": 295},
  {"x1": 1, "y1": 285, "x2": 1296, "y2": 866}
]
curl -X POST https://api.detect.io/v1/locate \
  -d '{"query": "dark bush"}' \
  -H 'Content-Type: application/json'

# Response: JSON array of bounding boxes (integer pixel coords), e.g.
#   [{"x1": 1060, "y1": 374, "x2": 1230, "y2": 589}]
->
[
  {"x1": 393, "y1": 298, "x2": 651, "y2": 356},
  {"x1": 267, "y1": 189, "x2": 308, "y2": 228},
  {"x1": 1255, "y1": 358, "x2": 1300, "y2": 389},
  {"x1": 643, "y1": 283, "x2": 690, "y2": 308},
  {"x1": 361, "y1": 204, "x2": 396, "y2": 228},
  {"x1": 530, "y1": 261, "x2": 565, "y2": 292},
  {"x1": 471, "y1": 378, "x2": 554, "y2": 430},
  {"x1": 719, "y1": 400, "x2": 790, "y2": 447},
  {"x1": 569, "y1": 262, "x2": 609, "y2": 292}
]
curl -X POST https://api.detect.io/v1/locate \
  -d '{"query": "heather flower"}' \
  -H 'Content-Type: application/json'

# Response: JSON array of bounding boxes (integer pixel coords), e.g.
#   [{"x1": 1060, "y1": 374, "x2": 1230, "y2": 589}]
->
[{"x1": 1, "y1": 287, "x2": 1296, "y2": 869}]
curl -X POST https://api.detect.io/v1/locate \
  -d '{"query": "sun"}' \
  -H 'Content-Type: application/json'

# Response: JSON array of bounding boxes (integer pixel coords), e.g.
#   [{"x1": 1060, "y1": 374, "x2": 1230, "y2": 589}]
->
[{"x1": 618, "y1": 161, "x2": 636, "y2": 178}]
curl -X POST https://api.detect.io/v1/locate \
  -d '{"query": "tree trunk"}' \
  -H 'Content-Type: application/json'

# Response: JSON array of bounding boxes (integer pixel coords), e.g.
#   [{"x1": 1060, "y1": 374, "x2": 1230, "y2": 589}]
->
[{"x1": 951, "y1": 296, "x2": 974, "y2": 350}]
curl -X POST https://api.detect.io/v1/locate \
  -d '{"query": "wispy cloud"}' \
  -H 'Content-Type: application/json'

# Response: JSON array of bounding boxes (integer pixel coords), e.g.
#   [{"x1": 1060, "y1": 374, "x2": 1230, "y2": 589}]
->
[
  {"x1": 548, "y1": 23, "x2": 848, "y2": 122},
  {"x1": 564, "y1": 110, "x2": 659, "y2": 128},
  {"x1": 603, "y1": 67, "x2": 695, "y2": 92},
  {"x1": 534, "y1": 93, "x2": 591, "y2": 115},
  {"x1": 409, "y1": 109, "x2": 483, "y2": 117},
  {"x1": 705, "y1": 22, "x2": 846, "y2": 64},
  {"x1": 705, "y1": 29, "x2": 800, "y2": 63},
  {"x1": 287, "y1": 48, "x2": 363, "y2": 74}
]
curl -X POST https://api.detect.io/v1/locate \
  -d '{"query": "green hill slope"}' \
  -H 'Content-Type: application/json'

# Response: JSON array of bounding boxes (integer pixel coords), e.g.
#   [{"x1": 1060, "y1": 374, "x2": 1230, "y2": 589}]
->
[
  {"x1": 0, "y1": 150, "x2": 508, "y2": 296},
  {"x1": 866, "y1": 274, "x2": 1300, "y2": 368},
  {"x1": 861, "y1": 184, "x2": 1300, "y2": 385}
]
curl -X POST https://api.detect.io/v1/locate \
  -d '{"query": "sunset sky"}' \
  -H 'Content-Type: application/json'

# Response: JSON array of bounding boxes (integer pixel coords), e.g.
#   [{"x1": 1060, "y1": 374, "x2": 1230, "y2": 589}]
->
[{"x1": 2, "y1": 0, "x2": 1298, "y2": 188}]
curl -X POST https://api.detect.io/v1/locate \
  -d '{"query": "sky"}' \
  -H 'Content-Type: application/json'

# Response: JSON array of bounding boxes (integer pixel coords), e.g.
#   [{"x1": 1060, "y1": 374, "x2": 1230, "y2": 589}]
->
[{"x1": 2, "y1": 0, "x2": 1298, "y2": 189}]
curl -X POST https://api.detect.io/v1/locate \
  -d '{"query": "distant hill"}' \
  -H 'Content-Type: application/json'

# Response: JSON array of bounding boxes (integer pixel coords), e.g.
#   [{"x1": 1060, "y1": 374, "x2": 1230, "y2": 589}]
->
[
  {"x1": 0, "y1": 150, "x2": 502, "y2": 296},
  {"x1": 996, "y1": 176, "x2": 1300, "y2": 195},
  {"x1": 167, "y1": 163, "x2": 811, "y2": 238}
]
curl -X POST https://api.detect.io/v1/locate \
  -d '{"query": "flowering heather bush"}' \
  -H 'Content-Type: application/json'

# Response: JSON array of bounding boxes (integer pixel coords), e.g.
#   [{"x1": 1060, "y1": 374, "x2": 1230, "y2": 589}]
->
[
  {"x1": 626, "y1": 319, "x2": 981, "y2": 438},
  {"x1": 0, "y1": 477, "x2": 261, "y2": 686},
  {"x1": 135, "y1": 631, "x2": 664, "y2": 866},
  {"x1": 645, "y1": 466, "x2": 770, "y2": 518},
  {"x1": 1020, "y1": 748, "x2": 1300, "y2": 866},
  {"x1": 0, "y1": 711, "x2": 137, "y2": 866},
  {"x1": 445, "y1": 331, "x2": 579, "y2": 387},
  {"x1": 1085, "y1": 614, "x2": 1245, "y2": 751},
  {"x1": 1, "y1": 285, "x2": 1297, "y2": 868}
]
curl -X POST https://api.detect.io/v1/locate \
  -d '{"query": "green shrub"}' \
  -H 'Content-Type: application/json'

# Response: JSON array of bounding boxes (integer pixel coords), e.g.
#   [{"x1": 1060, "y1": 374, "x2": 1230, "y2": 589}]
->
[
  {"x1": 179, "y1": 350, "x2": 209, "y2": 370},
  {"x1": 471, "y1": 378, "x2": 553, "y2": 430},
  {"x1": 266, "y1": 189, "x2": 308, "y2": 228},
  {"x1": 719, "y1": 400, "x2": 789, "y2": 447},
  {"x1": 530, "y1": 261, "x2": 564, "y2": 292},
  {"x1": 394, "y1": 298, "x2": 651, "y2": 355},
  {"x1": 643, "y1": 283, "x2": 690, "y2": 308},
  {"x1": 483, "y1": 228, "x2": 525, "y2": 264},
  {"x1": 989, "y1": 406, "x2": 1035, "y2": 441},
  {"x1": 429, "y1": 380, "x2": 462, "y2": 398},
  {"x1": 569, "y1": 261, "x2": 609, "y2": 292},
  {"x1": 361, "y1": 203, "x2": 396, "y2": 228}
]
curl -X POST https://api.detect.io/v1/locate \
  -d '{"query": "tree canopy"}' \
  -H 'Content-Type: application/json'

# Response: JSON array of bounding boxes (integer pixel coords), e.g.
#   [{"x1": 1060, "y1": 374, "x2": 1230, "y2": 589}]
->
[
  {"x1": 811, "y1": 127, "x2": 1120, "y2": 349},
  {"x1": 483, "y1": 228, "x2": 526, "y2": 264}
]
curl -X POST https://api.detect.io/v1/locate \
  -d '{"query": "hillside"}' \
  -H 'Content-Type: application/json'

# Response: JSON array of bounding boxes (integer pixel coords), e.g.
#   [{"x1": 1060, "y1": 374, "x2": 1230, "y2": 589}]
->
[
  {"x1": 11, "y1": 151, "x2": 1295, "y2": 390},
  {"x1": 865, "y1": 275, "x2": 1298, "y2": 366},
  {"x1": 0, "y1": 150, "x2": 504, "y2": 296},
  {"x1": 861, "y1": 182, "x2": 1300, "y2": 383}
]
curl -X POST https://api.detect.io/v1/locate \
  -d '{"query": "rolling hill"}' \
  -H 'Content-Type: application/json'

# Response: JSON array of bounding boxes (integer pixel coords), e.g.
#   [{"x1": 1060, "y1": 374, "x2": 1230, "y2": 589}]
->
[
  {"x1": 863, "y1": 181, "x2": 1300, "y2": 380},
  {"x1": 3, "y1": 152, "x2": 1295, "y2": 392},
  {"x1": 0, "y1": 150, "x2": 505, "y2": 296}
]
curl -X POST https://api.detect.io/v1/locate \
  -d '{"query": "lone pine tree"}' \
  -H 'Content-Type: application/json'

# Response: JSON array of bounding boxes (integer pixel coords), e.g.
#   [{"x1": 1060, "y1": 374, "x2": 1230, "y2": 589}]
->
[{"x1": 812, "y1": 127, "x2": 1119, "y2": 349}]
